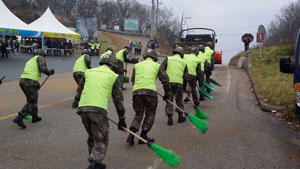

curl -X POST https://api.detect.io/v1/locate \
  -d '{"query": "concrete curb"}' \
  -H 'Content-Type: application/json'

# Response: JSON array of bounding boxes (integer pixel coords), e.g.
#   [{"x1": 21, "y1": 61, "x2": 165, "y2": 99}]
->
[
  {"x1": 234, "y1": 55, "x2": 286, "y2": 112},
  {"x1": 247, "y1": 70, "x2": 285, "y2": 112}
]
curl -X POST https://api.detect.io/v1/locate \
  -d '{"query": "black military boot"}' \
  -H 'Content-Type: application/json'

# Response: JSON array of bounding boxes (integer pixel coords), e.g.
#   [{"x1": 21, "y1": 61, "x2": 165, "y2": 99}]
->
[
  {"x1": 138, "y1": 130, "x2": 154, "y2": 144},
  {"x1": 178, "y1": 113, "x2": 186, "y2": 123},
  {"x1": 88, "y1": 161, "x2": 106, "y2": 169},
  {"x1": 126, "y1": 127, "x2": 136, "y2": 145},
  {"x1": 167, "y1": 115, "x2": 173, "y2": 126},
  {"x1": 199, "y1": 95, "x2": 205, "y2": 101},
  {"x1": 13, "y1": 114, "x2": 26, "y2": 129},
  {"x1": 183, "y1": 96, "x2": 190, "y2": 103},
  {"x1": 32, "y1": 115, "x2": 42, "y2": 123}
]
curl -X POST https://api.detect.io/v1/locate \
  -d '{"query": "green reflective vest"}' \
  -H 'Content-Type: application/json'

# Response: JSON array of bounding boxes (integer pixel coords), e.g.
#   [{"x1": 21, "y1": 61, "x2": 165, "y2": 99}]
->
[
  {"x1": 166, "y1": 54, "x2": 187, "y2": 84},
  {"x1": 204, "y1": 46, "x2": 214, "y2": 64},
  {"x1": 20, "y1": 55, "x2": 41, "y2": 81},
  {"x1": 183, "y1": 53, "x2": 199, "y2": 76},
  {"x1": 79, "y1": 65, "x2": 118, "y2": 110},
  {"x1": 116, "y1": 49, "x2": 126, "y2": 62},
  {"x1": 96, "y1": 43, "x2": 100, "y2": 49},
  {"x1": 133, "y1": 58, "x2": 160, "y2": 92},
  {"x1": 198, "y1": 51, "x2": 206, "y2": 72},
  {"x1": 100, "y1": 50, "x2": 112, "y2": 60},
  {"x1": 73, "y1": 54, "x2": 88, "y2": 73}
]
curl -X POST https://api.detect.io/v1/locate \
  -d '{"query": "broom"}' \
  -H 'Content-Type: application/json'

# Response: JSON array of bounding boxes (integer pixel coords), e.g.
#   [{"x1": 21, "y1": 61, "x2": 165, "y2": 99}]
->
[
  {"x1": 156, "y1": 92, "x2": 209, "y2": 134},
  {"x1": 108, "y1": 117, "x2": 181, "y2": 168},
  {"x1": 210, "y1": 78, "x2": 222, "y2": 87},
  {"x1": 203, "y1": 81, "x2": 215, "y2": 92},
  {"x1": 198, "y1": 88, "x2": 213, "y2": 100}
]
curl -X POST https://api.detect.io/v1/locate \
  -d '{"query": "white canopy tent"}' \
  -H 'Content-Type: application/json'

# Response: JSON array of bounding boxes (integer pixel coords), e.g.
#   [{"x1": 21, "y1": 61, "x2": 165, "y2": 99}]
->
[
  {"x1": 0, "y1": 0, "x2": 42, "y2": 37},
  {"x1": 29, "y1": 8, "x2": 80, "y2": 39}
]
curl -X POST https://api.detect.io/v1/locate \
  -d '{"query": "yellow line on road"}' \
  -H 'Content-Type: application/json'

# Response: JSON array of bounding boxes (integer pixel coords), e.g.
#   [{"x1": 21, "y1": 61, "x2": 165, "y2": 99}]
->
[{"x1": 0, "y1": 97, "x2": 73, "y2": 121}]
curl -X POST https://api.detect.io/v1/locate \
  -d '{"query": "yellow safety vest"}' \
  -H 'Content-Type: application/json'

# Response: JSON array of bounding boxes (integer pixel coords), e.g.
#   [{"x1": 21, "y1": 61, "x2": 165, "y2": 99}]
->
[
  {"x1": 133, "y1": 58, "x2": 160, "y2": 91},
  {"x1": 79, "y1": 65, "x2": 118, "y2": 110},
  {"x1": 198, "y1": 51, "x2": 206, "y2": 72},
  {"x1": 204, "y1": 46, "x2": 214, "y2": 64},
  {"x1": 20, "y1": 55, "x2": 42, "y2": 81},
  {"x1": 73, "y1": 54, "x2": 88, "y2": 73},
  {"x1": 116, "y1": 49, "x2": 126, "y2": 62},
  {"x1": 183, "y1": 53, "x2": 199, "y2": 76},
  {"x1": 166, "y1": 54, "x2": 187, "y2": 84}
]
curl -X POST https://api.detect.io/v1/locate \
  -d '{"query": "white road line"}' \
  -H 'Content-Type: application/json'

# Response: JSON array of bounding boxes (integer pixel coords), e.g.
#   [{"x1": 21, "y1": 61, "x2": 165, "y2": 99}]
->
[{"x1": 225, "y1": 68, "x2": 231, "y2": 94}]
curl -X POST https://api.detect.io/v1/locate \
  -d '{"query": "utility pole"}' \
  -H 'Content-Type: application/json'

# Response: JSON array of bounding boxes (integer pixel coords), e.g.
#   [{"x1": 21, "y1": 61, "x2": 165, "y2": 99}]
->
[
  {"x1": 180, "y1": 12, "x2": 184, "y2": 32},
  {"x1": 156, "y1": 0, "x2": 159, "y2": 31},
  {"x1": 151, "y1": 0, "x2": 155, "y2": 40}
]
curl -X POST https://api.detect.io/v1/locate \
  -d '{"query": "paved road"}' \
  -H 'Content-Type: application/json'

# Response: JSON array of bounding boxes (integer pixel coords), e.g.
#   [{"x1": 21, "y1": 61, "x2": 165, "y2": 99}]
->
[{"x1": 1, "y1": 64, "x2": 300, "y2": 169}]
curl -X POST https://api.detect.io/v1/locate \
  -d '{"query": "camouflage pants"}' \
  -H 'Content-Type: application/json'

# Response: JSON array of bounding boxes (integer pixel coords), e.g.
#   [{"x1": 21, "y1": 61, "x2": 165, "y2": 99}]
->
[
  {"x1": 198, "y1": 71, "x2": 205, "y2": 98},
  {"x1": 205, "y1": 64, "x2": 212, "y2": 92},
  {"x1": 19, "y1": 79, "x2": 40, "y2": 117},
  {"x1": 73, "y1": 72, "x2": 84, "y2": 85},
  {"x1": 80, "y1": 112, "x2": 109, "y2": 164},
  {"x1": 117, "y1": 61, "x2": 124, "y2": 88},
  {"x1": 131, "y1": 95, "x2": 158, "y2": 132},
  {"x1": 186, "y1": 75, "x2": 199, "y2": 105},
  {"x1": 165, "y1": 86, "x2": 184, "y2": 116}
]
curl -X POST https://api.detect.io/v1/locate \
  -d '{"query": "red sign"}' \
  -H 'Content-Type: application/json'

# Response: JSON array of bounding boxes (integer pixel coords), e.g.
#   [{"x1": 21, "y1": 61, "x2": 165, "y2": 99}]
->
[{"x1": 257, "y1": 33, "x2": 264, "y2": 43}]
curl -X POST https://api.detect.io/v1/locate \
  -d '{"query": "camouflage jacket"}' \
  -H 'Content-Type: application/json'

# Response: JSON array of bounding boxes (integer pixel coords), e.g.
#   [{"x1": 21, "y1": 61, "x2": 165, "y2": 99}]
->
[
  {"x1": 37, "y1": 56, "x2": 52, "y2": 76},
  {"x1": 75, "y1": 76, "x2": 126, "y2": 120}
]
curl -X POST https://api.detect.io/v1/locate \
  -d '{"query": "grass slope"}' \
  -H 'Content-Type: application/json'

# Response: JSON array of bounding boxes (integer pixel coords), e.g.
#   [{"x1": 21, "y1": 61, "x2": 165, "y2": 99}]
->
[{"x1": 237, "y1": 45, "x2": 296, "y2": 121}]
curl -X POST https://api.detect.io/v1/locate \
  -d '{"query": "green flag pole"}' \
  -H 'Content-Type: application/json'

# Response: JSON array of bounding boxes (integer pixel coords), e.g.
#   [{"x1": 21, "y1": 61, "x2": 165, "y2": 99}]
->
[
  {"x1": 156, "y1": 92, "x2": 209, "y2": 134},
  {"x1": 108, "y1": 117, "x2": 181, "y2": 168}
]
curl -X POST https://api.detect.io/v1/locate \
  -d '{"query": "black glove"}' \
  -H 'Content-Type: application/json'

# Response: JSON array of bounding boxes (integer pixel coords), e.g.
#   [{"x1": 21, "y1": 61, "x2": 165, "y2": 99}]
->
[
  {"x1": 118, "y1": 118, "x2": 127, "y2": 131},
  {"x1": 163, "y1": 94, "x2": 168, "y2": 101},
  {"x1": 50, "y1": 69, "x2": 55, "y2": 75},
  {"x1": 72, "y1": 101, "x2": 78, "y2": 109},
  {"x1": 0, "y1": 80, "x2": 2, "y2": 85},
  {"x1": 124, "y1": 69, "x2": 127, "y2": 73}
]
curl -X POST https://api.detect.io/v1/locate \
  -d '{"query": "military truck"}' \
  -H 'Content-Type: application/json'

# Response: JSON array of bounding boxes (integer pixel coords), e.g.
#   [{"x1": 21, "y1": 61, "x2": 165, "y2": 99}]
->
[{"x1": 174, "y1": 28, "x2": 222, "y2": 65}]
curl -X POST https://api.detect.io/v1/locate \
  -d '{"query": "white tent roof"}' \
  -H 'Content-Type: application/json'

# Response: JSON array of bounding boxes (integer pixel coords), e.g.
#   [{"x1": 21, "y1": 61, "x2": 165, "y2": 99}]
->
[
  {"x1": 29, "y1": 8, "x2": 79, "y2": 35},
  {"x1": 0, "y1": 0, "x2": 33, "y2": 30}
]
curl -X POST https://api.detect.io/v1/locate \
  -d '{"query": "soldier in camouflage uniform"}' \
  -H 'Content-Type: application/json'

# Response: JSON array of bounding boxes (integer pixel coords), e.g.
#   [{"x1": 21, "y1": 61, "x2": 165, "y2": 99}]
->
[
  {"x1": 116, "y1": 46, "x2": 130, "y2": 90},
  {"x1": 198, "y1": 45, "x2": 206, "y2": 101},
  {"x1": 13, "y1": 49, "x2": 55, "y2": 129},
  {"x1": 127, "y1": 49, "x2": 170, "y2": 145},
  {"x1": 74, "y1": 54, "x2": 126, "y2": 169},
  {"x1": 183, "y1": 47, "x2": 202, "y2": 106},
  {"x1": 161, "y1": 47, "x2": 189, "y2": 126},
  {"x1": 204, "y1": 42, "x2": 215, "y2": 93},
  {"x1": 72, "y1": 49, "x2": 91, "y2": 108}
]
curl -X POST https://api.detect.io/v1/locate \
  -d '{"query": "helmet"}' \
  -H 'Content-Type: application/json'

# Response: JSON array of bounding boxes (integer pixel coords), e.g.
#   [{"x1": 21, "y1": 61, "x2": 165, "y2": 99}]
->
[
  {"x1": 106, "y1": 46, "x2": 113, "y2": 52},
  {"x1": 35, "y1": 49, "x2": 46, "y2": 56},
  {"x1": 198, "y1": 45, "x2": 205, "y2": 52},
  {"x1": 173, "y1": 47, "x2": 184, "y2": 57},
  {"x1": 99, "y1": 54, "x2": 118, "y2": 70},
  {"x1": 190, "y1": 47, "x2": 199, "y2": 55},
  {"x1": 206, "y1": 42, "x2": 213, "y2": 49},
  {"x1": 82, "y1": 49, "x2": 90, "y2": 55},
  {"x1": 143, "y1": 48, "x2": 158, "y2": 61}
]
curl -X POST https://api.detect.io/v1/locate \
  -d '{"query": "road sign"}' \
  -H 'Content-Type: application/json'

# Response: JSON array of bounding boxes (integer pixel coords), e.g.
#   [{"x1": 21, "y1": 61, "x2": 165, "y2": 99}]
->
[
  {"x1": 124, "y1": 19, "x2": 139, "y2": 31},
  {"x1": 257, "y1": 25, "x2": 267, "y2": 35},
  {"x1": 257, "y1": 33, "x2": 264, "y2": 43}
]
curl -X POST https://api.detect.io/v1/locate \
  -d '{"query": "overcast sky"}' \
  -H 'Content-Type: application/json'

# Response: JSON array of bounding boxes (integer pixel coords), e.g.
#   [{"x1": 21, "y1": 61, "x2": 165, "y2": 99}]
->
[{"x1": 156, "y1": 0, "x2": 297, "y2": 64}]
